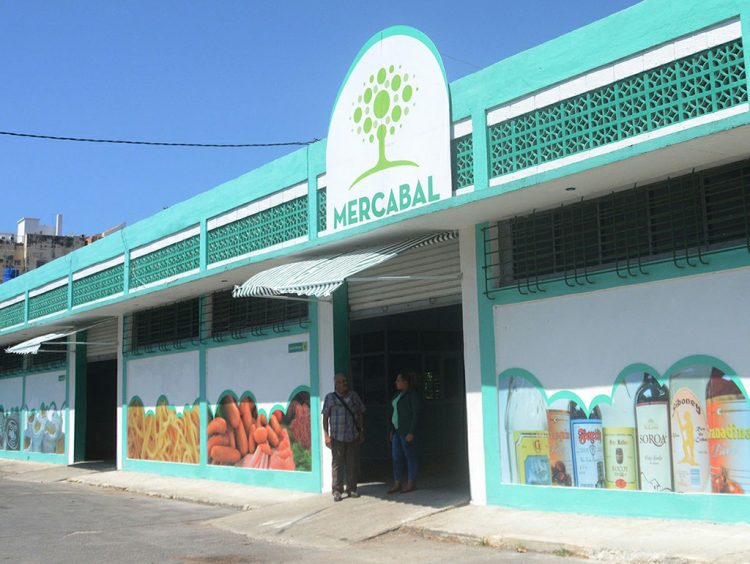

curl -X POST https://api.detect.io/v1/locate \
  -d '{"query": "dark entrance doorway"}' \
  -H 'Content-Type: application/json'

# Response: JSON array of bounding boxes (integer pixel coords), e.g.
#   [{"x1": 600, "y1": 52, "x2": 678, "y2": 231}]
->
[
  {"x1": 82, "y1": 359, "x2": 117, "y2": 461},
  {"x1": 350, "y1": 305, "x2": 468, "y2": 489}
]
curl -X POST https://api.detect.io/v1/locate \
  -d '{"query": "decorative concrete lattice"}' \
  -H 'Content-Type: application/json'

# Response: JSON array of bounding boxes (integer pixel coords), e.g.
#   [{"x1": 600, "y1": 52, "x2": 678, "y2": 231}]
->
[
  {"x1": 72, "y1": 263, "x2": 124, "y2": 307},
  {"x1": 317, "y1": 188, "x2": 327, "y2": 232},
  {"x1": 28, "y1": 285, "x2": 68, "y2": 320},
  {"x1": 207, "y1": 196, "x2": 308, "y2": 264},
  {"x1": 452, "y1": 134, "x2": 474, "y2": 189},
  {"x1": 489, "y1": 39, "x2": 748, "y2": 178},
  {"x1": 0, "y1": 300, "x2": 25, "y2": 329},
  {"x1": 130, "y1": 235, "x2": 200, "y2": 289}
]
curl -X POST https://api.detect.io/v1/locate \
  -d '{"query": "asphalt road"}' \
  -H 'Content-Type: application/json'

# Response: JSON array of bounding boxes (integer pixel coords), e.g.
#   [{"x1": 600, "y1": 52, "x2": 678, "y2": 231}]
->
[{"x1": 0, "y1": 475, "x2": 585, "y2": 563}]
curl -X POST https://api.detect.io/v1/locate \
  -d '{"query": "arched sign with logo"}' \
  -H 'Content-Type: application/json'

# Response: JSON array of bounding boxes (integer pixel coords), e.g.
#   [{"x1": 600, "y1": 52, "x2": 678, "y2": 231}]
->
[{"x1": 326, "y1": 27, "x2": 451, "y2": 233}]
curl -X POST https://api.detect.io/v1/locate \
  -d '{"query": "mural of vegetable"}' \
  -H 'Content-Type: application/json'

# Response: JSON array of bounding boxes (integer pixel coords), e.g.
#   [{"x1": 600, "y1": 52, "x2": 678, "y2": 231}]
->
[{"x1": 208, "y1": 392, "x2": 308, "y2": 472}]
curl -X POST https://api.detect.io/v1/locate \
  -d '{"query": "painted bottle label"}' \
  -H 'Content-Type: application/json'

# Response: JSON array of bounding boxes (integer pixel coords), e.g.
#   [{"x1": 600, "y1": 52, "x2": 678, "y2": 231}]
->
[
  {"x1": 707, "y1": 397, "x2": 750, "y2": 495},
  {"x1": 512, "y1": 431, "x2": 550, "y2": 485},
  {"x1": 603, "y1": 426, "x2": 638, "y2": 490},
  {"x1": 671, "y1": 388, "x2": 710, "y2": 492},
  {"x1": 635, "y1": 403, "x2": 673, "y2": 491},
  {"x1": 547, "y1": 410, "x2": 573, "y2": 486},
  {"x1": 570, "y1": 419, "x2": 604, "y2": 488}
]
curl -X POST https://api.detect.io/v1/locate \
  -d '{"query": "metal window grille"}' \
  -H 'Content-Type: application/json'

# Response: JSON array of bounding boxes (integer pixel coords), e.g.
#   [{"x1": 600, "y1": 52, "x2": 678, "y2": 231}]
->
[
  {"x1": 483, "y1": 159, "x2": 750, "y2": 295},
  {"x1": 26, "y1": 340, "x2": 67, "y2": 372},
  {"x1": 0, "y1": 349, "x2": 24, "y2": 376},
  {"x1": 488, "y1": 39, "x2": 748, "y2": 179},
  {"x1": 124, "y1": 298, "x2": 200, "y2": 354},
  {"x1": 205, "y1": 289, "x2": 308, "y2": 342}
]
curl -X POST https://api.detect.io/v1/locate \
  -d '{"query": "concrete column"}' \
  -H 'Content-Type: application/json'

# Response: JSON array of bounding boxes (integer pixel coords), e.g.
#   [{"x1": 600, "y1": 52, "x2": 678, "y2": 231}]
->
[
  {"x1": 317, "y1": 300, "x2": 335, "y2": 492},
  {"x1": 116, "y1": 314, "x2": 124, "y2": 470},
  {"x1": 459, "y1": 225, "x2": 487, "y2": 504}
]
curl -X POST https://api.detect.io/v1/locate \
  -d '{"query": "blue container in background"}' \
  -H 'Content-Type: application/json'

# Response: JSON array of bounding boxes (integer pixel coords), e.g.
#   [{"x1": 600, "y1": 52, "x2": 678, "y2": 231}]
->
[{"x1": 2, "y1": 267, "x2": 19, "y2": 282}]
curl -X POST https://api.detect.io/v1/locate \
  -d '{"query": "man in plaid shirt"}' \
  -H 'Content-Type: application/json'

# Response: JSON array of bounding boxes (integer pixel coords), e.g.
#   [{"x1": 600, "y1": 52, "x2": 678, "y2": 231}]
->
[{"x1": 322, "y1": 372, "x2": 366, "y2": 501}]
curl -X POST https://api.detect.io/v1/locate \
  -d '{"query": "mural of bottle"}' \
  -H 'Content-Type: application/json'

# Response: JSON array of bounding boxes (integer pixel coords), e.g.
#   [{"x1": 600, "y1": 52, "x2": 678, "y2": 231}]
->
[
  {"x1": 707, "y1": 368, "x2": 749, "y2": 495},
  {"x1": 670, "y1": 366, "x2": 710, "y2": 493},
  {"x1": 505, "y1": 376, "x2": 551, "y2": 486},
  {"x1": 570, "y1": 401, "x2": 605, "y2": 488},
  {"x1": 547, "y1": 399, "x2": 573, "y2": 486},
  {"x1": 635, "y1": 373, "x2": 673, "y2": 491},
  {"x1": 600, "y1": 384, "x2": 638, "y2": 490}
]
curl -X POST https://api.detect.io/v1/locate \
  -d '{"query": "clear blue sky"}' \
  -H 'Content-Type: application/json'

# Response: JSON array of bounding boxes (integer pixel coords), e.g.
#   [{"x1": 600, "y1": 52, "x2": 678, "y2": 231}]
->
[{"x1": 1, "y1": 1, "x2": 640, "y2": 236}]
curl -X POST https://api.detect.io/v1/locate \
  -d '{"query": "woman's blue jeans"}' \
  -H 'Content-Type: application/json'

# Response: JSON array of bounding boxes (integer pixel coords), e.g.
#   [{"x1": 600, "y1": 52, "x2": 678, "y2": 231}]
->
[{"x1": 392, "y1": 433, "x2": 418, "y2": 483}]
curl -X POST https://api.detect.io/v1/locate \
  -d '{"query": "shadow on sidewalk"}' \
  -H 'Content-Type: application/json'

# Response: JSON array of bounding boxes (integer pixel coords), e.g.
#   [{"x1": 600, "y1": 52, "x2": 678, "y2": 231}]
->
[{"x1": 68, "y1": 460, "x2": 116, "y2": 472}]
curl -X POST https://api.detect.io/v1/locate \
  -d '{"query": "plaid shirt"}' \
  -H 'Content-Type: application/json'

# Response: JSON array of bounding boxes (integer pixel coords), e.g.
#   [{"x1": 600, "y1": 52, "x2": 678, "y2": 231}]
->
[{"x1": 322, "y1": 391, "x2": 366, "y2": 442}]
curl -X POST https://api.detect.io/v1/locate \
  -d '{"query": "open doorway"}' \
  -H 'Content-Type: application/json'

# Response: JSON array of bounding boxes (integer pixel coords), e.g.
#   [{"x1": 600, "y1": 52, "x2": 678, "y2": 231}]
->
[
  {"x1": 350, "y1": 305, "x2": 469, "y2": 491},
  {"x1": 82, "y1": 359, "x2": 117, "y2": 462}
]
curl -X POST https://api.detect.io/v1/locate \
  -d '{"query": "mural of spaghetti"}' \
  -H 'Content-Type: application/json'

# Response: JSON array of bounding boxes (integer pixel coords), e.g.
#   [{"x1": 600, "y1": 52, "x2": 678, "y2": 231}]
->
[{"x1": 127, "y1": 397, "x2": 200, "y2": 464}]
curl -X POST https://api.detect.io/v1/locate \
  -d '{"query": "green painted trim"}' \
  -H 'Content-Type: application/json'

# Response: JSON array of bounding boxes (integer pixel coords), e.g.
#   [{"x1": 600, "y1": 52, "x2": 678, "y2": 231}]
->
[
  {"x1": 332, "y1": 284, "x2": 349, "y2": 375},
  {"x1": 67, "y1": 272, "x2": 73, "y2": 310},
  {"x1": 126, "y1": 463, "x2": 311, "y2": 492},
  {"x1": 330, "y1": 25, "x2": 447, "y2": 125},
  {"x1": 74, "y1": 338, "x2": 87, "y2": 462},
  {"x1": 471, "y1": 112, "x2": 489, "y2": 192},
  {"x1": 487, "y1": 483, "x2": 750, "y2": 524},
  {"x1": 123, "y1": 458, "x2": 204, "y2": 478},
  {"x1": 64, "y1": 349, "x2": 70, "y2": 461},
  {"x1": 123, "y1": 251, "x2": 131, "y2": 296},
  {"x1": 0, "y1": 451, "x2": 67, "y2": 464},
  {"x1": 199, "y1": 219, "x2": 208, "y2": 272},
  {"x1": 307, "y1": 147, "x2": 318, "y2": 242}
]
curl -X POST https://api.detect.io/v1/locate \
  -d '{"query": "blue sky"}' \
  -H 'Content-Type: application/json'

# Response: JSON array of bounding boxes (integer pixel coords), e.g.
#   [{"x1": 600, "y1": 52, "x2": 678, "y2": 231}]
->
[{"x1": 1, "y1": 0, "x2": 640, "y2": 236}]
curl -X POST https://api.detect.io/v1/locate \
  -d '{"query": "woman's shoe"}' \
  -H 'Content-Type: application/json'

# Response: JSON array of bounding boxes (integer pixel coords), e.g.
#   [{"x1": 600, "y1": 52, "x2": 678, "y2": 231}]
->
[
  {"x1": 386, "y1": 482, "x2": 401, "y2": 494},
  {"x1": 400, "y1": 480, "x2": 416, "y2": 493}
]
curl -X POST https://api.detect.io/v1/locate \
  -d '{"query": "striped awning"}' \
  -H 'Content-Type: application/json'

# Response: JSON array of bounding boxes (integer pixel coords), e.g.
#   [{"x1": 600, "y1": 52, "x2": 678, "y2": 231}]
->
[
  {"x1": 233, "y1": 232, "x2": 457, "y2": 299},
  {"x1": 5, "y1": 329, "x2": 78, "y2": 355}
]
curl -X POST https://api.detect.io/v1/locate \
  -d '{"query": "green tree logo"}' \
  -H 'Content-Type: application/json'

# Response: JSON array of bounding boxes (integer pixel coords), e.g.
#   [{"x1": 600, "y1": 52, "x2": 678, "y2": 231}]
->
[{"x1": 350, "y1": 65, "x2": 418, "y2": 188}]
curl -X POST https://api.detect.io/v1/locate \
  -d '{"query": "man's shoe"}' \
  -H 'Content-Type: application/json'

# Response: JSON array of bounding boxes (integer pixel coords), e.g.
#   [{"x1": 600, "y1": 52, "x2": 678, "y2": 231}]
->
[
  {"x1": 333, "y1": 491, "x2": 342, "y2": 502},
  {"x1": 348, "y1": 491, "x2": 360, "y2": 498},
  {"x1": 386, "y1": 482, "x2": 401, "y2": 494},
  {"x1": 400, "y1": 481, "x2": 416, "y2": 493}
]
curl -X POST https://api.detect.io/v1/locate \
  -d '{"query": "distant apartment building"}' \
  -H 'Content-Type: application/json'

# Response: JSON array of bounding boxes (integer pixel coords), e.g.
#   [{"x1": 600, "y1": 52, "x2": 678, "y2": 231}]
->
[{"x1": 0, "y1": 215, "x2": 87, "y2": 280}]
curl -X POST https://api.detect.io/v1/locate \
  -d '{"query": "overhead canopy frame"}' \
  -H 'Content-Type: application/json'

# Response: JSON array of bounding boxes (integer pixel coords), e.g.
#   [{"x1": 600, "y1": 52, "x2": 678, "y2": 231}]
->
[
  {"x1": 4, "y1": 320, "x2": 117, "y2": 355},
  {"x1": 232, "y1": 232, "x2": 459, "y2": 301}
]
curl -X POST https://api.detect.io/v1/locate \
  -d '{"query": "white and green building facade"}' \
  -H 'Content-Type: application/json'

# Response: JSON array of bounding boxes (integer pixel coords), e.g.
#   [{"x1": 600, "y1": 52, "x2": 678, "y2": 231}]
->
[{"x1": 2, "y1": 0, "x2": 750, "y2": 522}]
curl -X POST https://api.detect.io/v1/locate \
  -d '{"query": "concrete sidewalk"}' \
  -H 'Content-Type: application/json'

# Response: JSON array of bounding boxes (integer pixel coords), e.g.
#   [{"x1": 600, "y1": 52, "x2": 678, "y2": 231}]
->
[{"x1": 3, "y1": 459, "x2": 750, "y2": 562}]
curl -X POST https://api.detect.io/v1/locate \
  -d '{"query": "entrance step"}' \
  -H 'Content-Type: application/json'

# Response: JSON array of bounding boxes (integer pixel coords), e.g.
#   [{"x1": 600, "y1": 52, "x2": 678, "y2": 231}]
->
[{"x1": 210, "y1": 483, "x2": 469, "y2": 549}]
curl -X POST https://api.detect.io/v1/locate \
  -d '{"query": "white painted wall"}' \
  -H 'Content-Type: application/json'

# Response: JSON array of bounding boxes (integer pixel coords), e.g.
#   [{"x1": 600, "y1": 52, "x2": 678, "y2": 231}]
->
[
  {"x1": 317, "y1": 300, "x2": 335, "y2": 493},
  {"x1": 126, "y1": 351, "x2": 200, "y2": 409},
  {"x1": 67, "y1": 345, "x2": 76, "y2": 464},
  {"x1": 459, "y1": 226, "x2": 487, "y2": 504},
  {"x1": 0, "y1": 376, "x2": 23, "y2": 410},
  {"x1": 205, "y1": 334, "x2": 310, "y2": 415}
]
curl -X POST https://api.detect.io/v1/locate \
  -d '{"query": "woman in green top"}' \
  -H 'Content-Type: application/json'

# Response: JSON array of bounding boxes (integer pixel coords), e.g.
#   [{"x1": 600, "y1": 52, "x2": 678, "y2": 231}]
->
[{"x1": 387, "y1": 370, "x2": 420, "y2": 494}]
